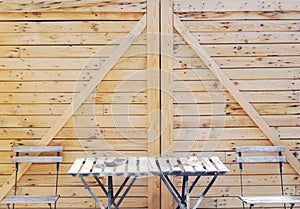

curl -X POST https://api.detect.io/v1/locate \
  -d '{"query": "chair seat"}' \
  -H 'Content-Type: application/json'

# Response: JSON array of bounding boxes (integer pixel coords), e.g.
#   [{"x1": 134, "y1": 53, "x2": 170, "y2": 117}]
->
[
  {"x1": 240, "y1": 195, "x2": 300, "y2": 205},
  {"x1": 1, "y1": 195, "x2": 59, "y2": 204}
]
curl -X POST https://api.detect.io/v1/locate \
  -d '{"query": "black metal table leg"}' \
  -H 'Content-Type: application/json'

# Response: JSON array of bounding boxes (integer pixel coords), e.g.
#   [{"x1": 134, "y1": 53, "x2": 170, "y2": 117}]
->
[
  {"x1": 159, "y1": 174, "x2": 185, "y2": 209},
  {"x1": 176, "y1": 176, "x2": 201, "y2": 209},
  {"x1": 94, "y1": 176, "x2": 108, "y2": 196},
  {"x1": 181, "y1": 176, "x2": 187, "y2": 207},
  {"x1": 192, "y1": 173, "x2": 219, "y2": 209},
  {"x1": 165, "y1": 175, "x2": 182, "y2": 199},
  {"x1": 107, "y1": 176, "x2": 113, "y2": 209},
  {"x1": 79, "y1": 175, "x2": 106, "y2": 209},
  {"x1": 115, "y1": 176, "x2": 137, "y2": 208}
]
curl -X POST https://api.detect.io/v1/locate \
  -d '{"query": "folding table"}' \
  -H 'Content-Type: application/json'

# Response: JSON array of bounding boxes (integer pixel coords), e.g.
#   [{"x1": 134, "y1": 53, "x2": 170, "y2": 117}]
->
[
  {"x1": 68, "y1": 157, "x2": 148, "y2": 209},
  {"x1": 149, "y1": 156, "x2": 229, "y2": 209}
]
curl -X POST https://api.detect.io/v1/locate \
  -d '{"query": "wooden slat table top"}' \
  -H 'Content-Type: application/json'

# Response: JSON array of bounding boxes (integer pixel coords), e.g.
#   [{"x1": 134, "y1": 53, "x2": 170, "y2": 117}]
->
[
  {"x1": 155, "y1": 156, "x2": 229, "y2": 176},
  {"x1": 69, "y1": 157, "x2": 150, "y2": 177},
  {"x1": 68, "y1": 156, "x2": 229, "y2": 177}
]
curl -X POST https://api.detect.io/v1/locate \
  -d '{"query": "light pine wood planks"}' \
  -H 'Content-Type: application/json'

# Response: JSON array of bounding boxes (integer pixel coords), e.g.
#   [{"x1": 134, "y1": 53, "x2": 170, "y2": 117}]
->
[
  {"x1": 0, "y1": 13, "x2": 147, "y2": 203},
  {"x1": 161, "y1": 1, "x2": 174, "y2": 208},
  {"x1": 0, "y1": 0, "x2": 147, "y2": 12},
  {"x1": 174, "y1": 0, "x2": 300, "y2": 11},
  {"x1": 0, "y1": 0, "x2": 299, "y2": 208},
  {"x1": 147, "y1": 0, "x2": 161, "y2": 208},
  {"x1": 173, "y1": 14, "x2": 300, "y2": 176}
]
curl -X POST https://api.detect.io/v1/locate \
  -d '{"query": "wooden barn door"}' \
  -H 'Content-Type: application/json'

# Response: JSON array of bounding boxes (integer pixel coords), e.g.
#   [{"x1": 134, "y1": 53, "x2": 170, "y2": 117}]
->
[
  {"x1": 0, "y1": 0, "x2": 161, "y2": 208},
  {"x1": 0, "y1": 0, "x2": 299, "y2": 209},
  {"x1": 160, "y1": 0, "x2": 300, "y2": 208}
]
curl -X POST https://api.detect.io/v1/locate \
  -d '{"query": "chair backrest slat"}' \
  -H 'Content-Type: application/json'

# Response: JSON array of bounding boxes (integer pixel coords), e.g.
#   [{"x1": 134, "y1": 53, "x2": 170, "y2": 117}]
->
[
  {"x1": 13, "y1": 146, "x2": 63, "y2": 153},
  {"x1": 236, "y1": 156, "x2": 286, "y2": 163},
  {"x1": 13, "y1": 156, "x2": 63, "y2": 163},
  {"x1": 235, "y1": 146, "x2": 285, "y2": 153}
]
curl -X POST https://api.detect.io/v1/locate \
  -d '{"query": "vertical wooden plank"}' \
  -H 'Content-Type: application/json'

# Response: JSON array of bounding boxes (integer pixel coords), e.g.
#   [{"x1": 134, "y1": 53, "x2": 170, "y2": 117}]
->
[
  {"x1": 147, "y1": 0, "x2": 161, "y2": 208},
  {"x1": 161, "y1": 0, "x2": 174, "y2": 208}
]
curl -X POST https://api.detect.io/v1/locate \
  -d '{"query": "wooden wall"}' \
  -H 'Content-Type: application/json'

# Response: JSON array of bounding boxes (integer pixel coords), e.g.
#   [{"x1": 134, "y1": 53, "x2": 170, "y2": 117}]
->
[
  {"x1": 0, "y1": 0, "x2": 299, "y2": 208},
  {"x1": 168, "y1": 0, "x2": 300, "y2": 208}
]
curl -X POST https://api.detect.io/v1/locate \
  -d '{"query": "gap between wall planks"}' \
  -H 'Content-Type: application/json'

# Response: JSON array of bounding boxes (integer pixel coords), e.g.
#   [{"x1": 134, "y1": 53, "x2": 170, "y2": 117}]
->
[
  {"x1": 0, "y1": 14, "x2": 147, "y2": 202},
  {"x1": 173, "y1": 14, "x2": 300, "y2": 175}
]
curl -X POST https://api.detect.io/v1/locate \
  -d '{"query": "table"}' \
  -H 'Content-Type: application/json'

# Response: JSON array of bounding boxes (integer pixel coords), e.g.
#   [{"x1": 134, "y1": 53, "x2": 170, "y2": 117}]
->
[
  {"x1": 68, "y1": 157, "x2": 148, "y2": 209},
  {"x1": 149, "y1": 156, "x2": 229, "y2": 209},
  {"x1": 69, "y1": 156, "x2": 229, "y2": 209}
]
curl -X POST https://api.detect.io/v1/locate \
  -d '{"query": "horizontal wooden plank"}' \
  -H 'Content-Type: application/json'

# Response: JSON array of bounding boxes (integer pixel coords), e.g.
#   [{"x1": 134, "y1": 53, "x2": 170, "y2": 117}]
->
[
  {"x1": 2, "y1": 174, "x2": 146, "y2": 187},
  {"x1": 228, "y1": 103, "x2": 300, "y2": 115},
  {"x1": 1, "y1": 115, "x2": 298, "y2": 128},
  {"x1": 0, "y1": 104, "x2": 147, "y2": 115},
  {"x1": 184, "y1": 20, "x2": 300, "y2": 32},
  {"x1": 172, "y1": 140, "x2": 272, "y2": 152},
  {"x1": 16, "y1": 185, "x2": 147, "y2": 197},
  {"x1": 177, "y1": 11, "x2": 300, "y2": 20},
  {"x1": 0, "y1": 32, "x2": 147, "y2": 45},
  {"x1": 0, "y1": 21, "x2": 137, "y2": 33},
  {"x1": 57, "y1": 140, "x2": 147, "y2": 151},
  {"x1": 225, "y1": 163, "x2": 295, "y2": 175},
  {"x1": 0, "y1": 12, "x2": 144, "y2": 21},
  {"x1": 0, "y1": 150, "x2": 150, "y2": 165},
  {"x1": 173, "y1": 80, "x2": 300, "y2": 91},
  {"x1": 174, "y1": 91, "x2": 299, "y2": 103},
  {"x1": 0, "y1": 80, "x2": 147, "y2": 93},
  {"x1": 174, "y1": 32, "x2": 300, "y2": 44},
  {"x1": 0, "y1": 115, "x2": 147, "y2": 128},
  {"x1": 174, "y1": 127, "x2": 266, "y2": 140},
  {"x1": 173, "y1": 175, "x2": 300, "y2": 187},
  {"x1": 0, "y1": 92, "x2": 148, "y2": 104},
  {"x1": 13, "y1": 146, "x2": 63, "y2": 152},
  {"x1": 174, "y1": 44, "x2": 300, "y2": 57},
  {"x1": 174, "y1": 103, "x2": 300, "y2": 116},
  {"x1": 0, "y1": 46, "x2": 19, "y2": 58},
  {"x1": 18, "y1": 45, "x2": 146, "y2": 58},
  {"x1": 0, "y1": 70, "x2": 146, "y2": 82},
  {"x1": 217, "y1": 57, "x2": 300, "y2": 68},
  {"x1": 0, "y1": 91, "x2": 297, "y2": 105},
  {"x1": 0, "y1": 58, "x2": 146, "y2": 70},
  {"x1": 176, "y1": 57, "x2": 300, "y2": 69},
  {"x1": 235, "y1": 146, "x2": 285, "y2": 153},
  {"x1": 0, "y1": 127, "x2": 147, "y2": 139},
  {"x1": 174, "y1": 0, "x2": 300, "y2": 12},
  {"x1": 4, "y1": 174, "x2": 300, "y2": 188},
  {"x1": 0, "y1": 0, "x2": 147, "y2": 12},
  {"x1": 173, "y1": 115, "x2": 300, "y2": 128}
]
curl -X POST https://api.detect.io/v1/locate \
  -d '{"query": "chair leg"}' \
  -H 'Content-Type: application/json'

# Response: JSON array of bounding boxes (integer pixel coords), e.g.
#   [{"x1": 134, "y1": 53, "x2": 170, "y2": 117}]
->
[
  {"x1": 7, "y1": 204, "x2": 10, "y2": 209},
  {"x1": 249, "y1": 204, "x2": 254, "y2": 209},
  {"x1": 48, "y1": 203, "x2": 52, "y2": 209},
  {"x1": 290, "y1": 204, "x2": 295, "y2": 209}
]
